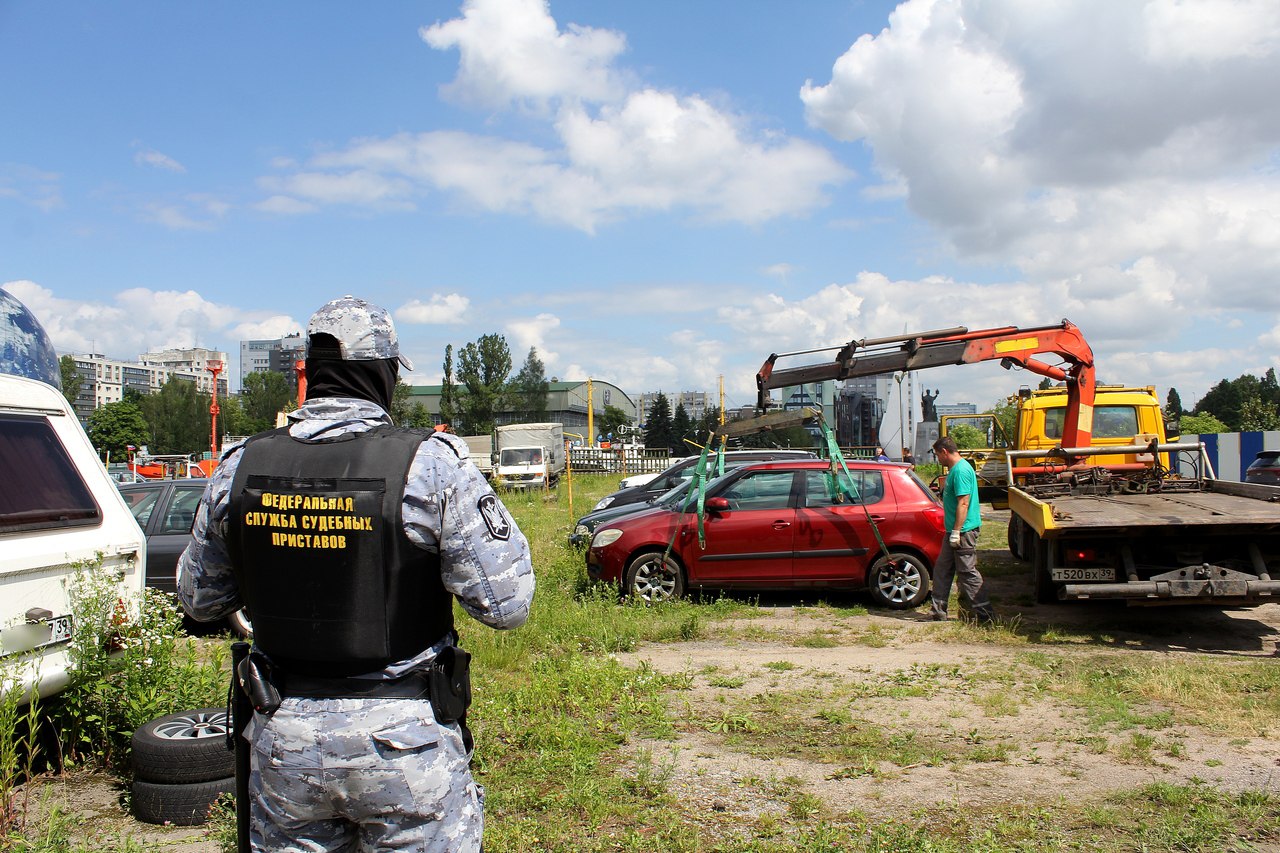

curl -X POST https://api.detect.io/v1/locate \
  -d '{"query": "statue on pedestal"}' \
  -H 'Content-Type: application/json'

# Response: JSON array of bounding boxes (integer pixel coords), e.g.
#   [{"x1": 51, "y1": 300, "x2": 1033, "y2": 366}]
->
[{"x1": 921, "y1": 389, "x2": 939, "y2": 422}]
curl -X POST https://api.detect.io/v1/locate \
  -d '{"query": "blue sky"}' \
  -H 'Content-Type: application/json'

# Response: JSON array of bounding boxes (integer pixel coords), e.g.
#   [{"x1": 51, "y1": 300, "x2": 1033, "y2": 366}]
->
[{"x1": 3, "y1": 0, "x2": 1279, "y2": 418}]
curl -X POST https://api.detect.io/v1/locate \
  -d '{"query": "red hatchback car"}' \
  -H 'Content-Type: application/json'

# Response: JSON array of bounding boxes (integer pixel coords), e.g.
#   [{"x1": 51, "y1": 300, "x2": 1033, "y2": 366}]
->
[{"x1": 587, "y1": 459, "x2": 945, "y2": 608}]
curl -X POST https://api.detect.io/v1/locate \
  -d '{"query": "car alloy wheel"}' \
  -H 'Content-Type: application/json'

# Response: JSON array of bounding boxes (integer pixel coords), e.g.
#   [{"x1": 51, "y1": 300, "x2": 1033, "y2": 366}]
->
[
  {"x1": 624, "y1": 551, "x2": 685, "y2": 603},
  {"x1": 131, "y1": 707, "x2": 234, "y2": 784},
  {"x1": 868, "y1": 553, "x2": 930, "y2": 609}
]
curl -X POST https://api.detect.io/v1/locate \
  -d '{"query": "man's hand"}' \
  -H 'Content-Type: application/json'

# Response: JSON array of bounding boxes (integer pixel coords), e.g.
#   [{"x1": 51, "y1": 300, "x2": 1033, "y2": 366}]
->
[{"x1": 949, "y1": 530, "x2": 961, "y2": 548}]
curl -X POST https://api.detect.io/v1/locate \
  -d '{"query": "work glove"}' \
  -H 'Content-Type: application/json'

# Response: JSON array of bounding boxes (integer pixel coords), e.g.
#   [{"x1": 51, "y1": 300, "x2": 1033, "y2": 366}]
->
[{"x1": 948, "y1": 530, "x2": 961, "y2": 549}]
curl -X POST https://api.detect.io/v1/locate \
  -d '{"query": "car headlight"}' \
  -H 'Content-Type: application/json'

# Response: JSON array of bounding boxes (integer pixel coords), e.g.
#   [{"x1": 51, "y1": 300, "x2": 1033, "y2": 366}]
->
[
  {"x1": 594, "y1": 495, "x2": 615, "y2": 510},
  {"x1": 591, "y1": 528, "x2": 624, "y2": 548},
  {"x1": 574, "y1": 524, "x2": 589, "y2": 537}
]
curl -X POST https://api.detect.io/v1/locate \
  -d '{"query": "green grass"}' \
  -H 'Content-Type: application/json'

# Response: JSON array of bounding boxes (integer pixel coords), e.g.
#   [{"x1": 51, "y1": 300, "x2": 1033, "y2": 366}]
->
[{"x1": 11, "y1": 472, "x2": 1280, "y2": 852}]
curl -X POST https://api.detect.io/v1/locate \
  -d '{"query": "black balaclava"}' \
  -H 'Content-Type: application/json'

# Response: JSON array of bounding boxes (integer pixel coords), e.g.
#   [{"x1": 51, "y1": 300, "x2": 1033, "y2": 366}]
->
[{"x1": 304, "y1": 333, "x2": 398, "y2": 412}]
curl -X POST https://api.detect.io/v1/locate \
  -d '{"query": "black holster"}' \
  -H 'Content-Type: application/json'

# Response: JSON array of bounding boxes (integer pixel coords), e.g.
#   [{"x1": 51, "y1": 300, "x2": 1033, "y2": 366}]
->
[{"x1": 428, "y1": 645, "x2": 472, "y2": 724}]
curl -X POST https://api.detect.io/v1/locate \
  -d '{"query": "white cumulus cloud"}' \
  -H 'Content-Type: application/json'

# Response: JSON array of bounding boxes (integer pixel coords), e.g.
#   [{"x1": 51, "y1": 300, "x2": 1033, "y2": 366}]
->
[
  {"x1": 801, "y1": 0, "x2": 1280, "y2": 310},
  {"x1": 396, "y1": 293, "x2": 470, "y2": 324},
  {"x1": 260, "y1": 0, "x2": 849, "y2": 232}
]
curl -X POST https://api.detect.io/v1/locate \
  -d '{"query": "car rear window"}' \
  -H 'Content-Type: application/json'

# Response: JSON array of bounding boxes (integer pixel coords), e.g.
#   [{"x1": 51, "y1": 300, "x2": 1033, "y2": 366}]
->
[
  {"x1": 1249, "y1": 452, "x2": 1280, "y2": 468},
  {"x1": 0, "y1": 414, "x2": 101, "y2": 533},
  {"x1": 803, "y1": 470, "x2": 885, "y2": 506}
]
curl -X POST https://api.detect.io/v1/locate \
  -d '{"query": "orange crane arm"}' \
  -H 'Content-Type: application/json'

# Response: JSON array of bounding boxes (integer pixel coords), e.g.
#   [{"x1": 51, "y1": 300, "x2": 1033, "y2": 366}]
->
[{"x1": 755, "y1": 320, "x2": 1097, "y2": 447}]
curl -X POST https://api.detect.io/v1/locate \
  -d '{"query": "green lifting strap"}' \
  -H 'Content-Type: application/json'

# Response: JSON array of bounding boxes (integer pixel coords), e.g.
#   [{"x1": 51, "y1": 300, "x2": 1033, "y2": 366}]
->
[
  {"x1": 664, "y1": 442, "x2": 712, "y2": 565},
  {"x1": 817, "y1": 417, "x2": 897, "y2": 568}
]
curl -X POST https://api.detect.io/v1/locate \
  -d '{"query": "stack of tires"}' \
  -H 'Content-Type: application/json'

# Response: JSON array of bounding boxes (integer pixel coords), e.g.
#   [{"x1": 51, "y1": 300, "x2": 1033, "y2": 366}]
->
[{"x1": 131, "y1": 708, "x2": 235, "y2": 825}]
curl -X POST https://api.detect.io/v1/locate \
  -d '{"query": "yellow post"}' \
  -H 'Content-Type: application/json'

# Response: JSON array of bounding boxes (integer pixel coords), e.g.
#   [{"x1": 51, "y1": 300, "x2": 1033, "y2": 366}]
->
[
  {"x1": 719, "y1": 374, "x2": 725, "y2": 426},
  {"x1": 586, "y1": 379, "x2": 595, "y2": 447},
  {"x1": 564, "y1": 432, "x2": 583, "y2": 518}
]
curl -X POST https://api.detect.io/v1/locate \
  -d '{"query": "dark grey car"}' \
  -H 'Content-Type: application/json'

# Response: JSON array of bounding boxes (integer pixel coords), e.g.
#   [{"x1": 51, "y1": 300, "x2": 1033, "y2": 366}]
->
[
  {"x1": 117, "y1": 478, "x2": 252, "y2": 637},
  {"x1": 1245, "y1": 450, "x2": 1280, "y2": 486}
]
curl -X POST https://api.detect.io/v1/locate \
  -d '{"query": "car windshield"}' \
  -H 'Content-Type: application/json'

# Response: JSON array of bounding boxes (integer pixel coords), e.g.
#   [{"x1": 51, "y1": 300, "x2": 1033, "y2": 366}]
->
[
  {"x1": 501, "y1": 448, "x2": 542, "y2": 465},
  {"x1": 654, "y1": 473, "x2": 732, "y2": 510}
]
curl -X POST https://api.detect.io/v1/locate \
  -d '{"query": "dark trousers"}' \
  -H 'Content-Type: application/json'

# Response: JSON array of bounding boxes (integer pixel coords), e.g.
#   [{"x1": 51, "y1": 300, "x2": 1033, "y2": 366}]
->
[{"x1": 930, "y1": 529, "x2": 994, "y2": 621}]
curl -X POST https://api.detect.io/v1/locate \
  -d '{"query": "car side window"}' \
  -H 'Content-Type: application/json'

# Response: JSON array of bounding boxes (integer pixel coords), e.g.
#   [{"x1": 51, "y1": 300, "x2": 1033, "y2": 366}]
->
[
  {"x1": 161, "y1": 487, "x2": 204, "y2": 534},
  {"x1": 804, "y1": 470, "x2": 884, "y2": 507},
  {"x1": 122, "y1": 489, "x2": 161, "y2": 529},
  {"x1": 719, "y1": 471, "x2": 795, "y2": 510}
]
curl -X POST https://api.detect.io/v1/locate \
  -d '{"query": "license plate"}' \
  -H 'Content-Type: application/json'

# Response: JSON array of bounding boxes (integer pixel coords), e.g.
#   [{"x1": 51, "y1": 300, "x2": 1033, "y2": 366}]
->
[
  {"x1": 41, "y1": 614, "x2": 74, "y2": 647},
  {"x1": 1051, "y1": 567, "x2": 1116, "y2": 582}
]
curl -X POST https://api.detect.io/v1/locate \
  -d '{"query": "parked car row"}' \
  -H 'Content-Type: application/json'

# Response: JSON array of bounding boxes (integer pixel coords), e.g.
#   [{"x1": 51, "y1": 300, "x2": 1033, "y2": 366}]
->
[
  {"x1": 585, "y1": 458, "x2": 945, "y2": 609},
  {"x1": 117, "y1": 478, "x2": 252, "y2": 637}
]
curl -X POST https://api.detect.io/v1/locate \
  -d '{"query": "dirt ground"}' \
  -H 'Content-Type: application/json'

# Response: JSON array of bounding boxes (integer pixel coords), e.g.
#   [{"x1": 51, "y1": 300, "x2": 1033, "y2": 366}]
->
[
  {"x1": 17, "y1": 512, "x2": 1280, "y2": 849},
  {"x1": 615, "y1": 513, "x2": 1280, "y2": 836}
]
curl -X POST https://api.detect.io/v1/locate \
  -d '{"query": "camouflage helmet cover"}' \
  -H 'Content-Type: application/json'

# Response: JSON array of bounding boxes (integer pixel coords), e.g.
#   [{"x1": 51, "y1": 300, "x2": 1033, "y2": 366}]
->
[{"x1": 305, "y1": 295, "x2": 413, "y2": 370}]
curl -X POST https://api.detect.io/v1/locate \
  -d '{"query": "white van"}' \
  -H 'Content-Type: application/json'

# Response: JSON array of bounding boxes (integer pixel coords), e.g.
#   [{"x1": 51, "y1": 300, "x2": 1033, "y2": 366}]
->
[{"x1": 1, "y1": 291, "x2": 147, "y2": 702}]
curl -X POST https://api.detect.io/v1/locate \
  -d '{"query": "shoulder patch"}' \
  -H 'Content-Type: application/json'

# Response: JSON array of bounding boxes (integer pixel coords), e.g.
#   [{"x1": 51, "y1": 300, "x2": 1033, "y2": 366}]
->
[{"x1": 477, "y1": 494, "x2": 511, "y2": 541}]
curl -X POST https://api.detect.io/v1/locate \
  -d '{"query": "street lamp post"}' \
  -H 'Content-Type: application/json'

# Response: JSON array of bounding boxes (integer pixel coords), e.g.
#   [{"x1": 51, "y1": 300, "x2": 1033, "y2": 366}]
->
[{"x1": 894, "y1": 371, "x2": 905, "y2": 458}]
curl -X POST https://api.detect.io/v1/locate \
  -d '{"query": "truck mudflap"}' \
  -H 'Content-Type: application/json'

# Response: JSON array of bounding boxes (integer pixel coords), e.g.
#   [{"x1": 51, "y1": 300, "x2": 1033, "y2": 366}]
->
[{"x1": 1063, "y1": 566, "x2": 1280, "y2": 602}]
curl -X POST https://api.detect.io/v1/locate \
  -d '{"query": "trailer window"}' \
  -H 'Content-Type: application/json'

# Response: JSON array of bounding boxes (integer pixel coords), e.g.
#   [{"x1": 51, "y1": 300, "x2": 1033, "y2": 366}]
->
[
  {"x1": 0, "y1": 414, "x2": 101, "y2": 534},
  {"x1": 1043, "y1": 406, "x2": 1140, "y2": 441}
]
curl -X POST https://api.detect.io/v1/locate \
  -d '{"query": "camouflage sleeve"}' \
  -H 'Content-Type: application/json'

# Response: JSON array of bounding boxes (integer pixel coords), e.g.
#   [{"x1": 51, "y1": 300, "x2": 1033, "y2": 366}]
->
[
  {"x1": 176, "y1": 444, "x2": 246, "y2": 622},
  {"x1": 403, "y1": 432, "x2": 534, "y2": 630}
]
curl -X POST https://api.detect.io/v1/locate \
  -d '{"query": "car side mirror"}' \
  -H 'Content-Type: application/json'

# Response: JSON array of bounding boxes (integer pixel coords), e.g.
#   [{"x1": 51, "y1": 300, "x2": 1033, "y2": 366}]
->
[{"x1": 705, "y1": 496, "x2": 731, "y2": 513}]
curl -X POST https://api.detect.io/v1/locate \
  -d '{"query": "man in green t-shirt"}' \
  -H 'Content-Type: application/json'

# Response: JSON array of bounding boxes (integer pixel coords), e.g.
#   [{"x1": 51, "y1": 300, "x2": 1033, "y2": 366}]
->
[{"x1": 929, "y1": 436, "x2": 995, "y2": 623}]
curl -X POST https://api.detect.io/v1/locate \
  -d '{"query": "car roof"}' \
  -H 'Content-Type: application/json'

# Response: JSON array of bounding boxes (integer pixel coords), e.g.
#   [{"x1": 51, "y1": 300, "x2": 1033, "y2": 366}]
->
[
  {"x1": 118, "y1": 478, "x2": 208, "y2": 489},
  {"x1": 727, "y1": 459, "x2": 903, "y2": 472}
]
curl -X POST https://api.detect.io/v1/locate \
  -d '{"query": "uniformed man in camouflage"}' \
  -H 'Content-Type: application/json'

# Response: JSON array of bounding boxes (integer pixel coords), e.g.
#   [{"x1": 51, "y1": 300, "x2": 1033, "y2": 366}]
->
[{"x1": 178, "y1": 295, "x2": 534, "y2": 852}]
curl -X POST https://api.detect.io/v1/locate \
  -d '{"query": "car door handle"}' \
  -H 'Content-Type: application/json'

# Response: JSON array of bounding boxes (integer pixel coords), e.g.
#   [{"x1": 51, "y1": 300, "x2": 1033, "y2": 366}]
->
[
  {"x1": 772, "y1": 521, "x2": 791, "y2": 529},
  {"x1": 869, "y1": 515, "x2": 887, "y2": 522}
]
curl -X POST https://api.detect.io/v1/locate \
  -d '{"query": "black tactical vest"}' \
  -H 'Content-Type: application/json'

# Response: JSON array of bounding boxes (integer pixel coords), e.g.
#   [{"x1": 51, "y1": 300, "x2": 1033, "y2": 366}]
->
[{"x1": 227, "y1": 425, "x2": 452, "y2": 677}]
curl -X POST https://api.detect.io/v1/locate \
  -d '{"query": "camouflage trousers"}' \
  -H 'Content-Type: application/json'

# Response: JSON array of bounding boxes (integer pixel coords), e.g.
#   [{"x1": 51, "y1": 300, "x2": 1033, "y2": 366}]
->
[
  {"x1": 245, "y1": 697, "x2": 482, "y2": 852},
  {"x1": 929, "y1": 529, "x2": 995, "y2": 621}
]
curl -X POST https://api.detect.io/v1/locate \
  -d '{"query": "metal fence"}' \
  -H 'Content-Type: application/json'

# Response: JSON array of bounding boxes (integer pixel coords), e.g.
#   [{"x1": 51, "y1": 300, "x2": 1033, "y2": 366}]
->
[{"x1": 569, "y1": 447, "x2": 672, "y2": 475}]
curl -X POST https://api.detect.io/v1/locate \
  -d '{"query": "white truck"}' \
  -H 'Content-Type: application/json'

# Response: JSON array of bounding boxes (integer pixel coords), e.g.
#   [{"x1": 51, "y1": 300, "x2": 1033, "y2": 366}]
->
[
  {"x1": 493, "y1": 422, "x2": 566, "y2": 490},
  {"x1": 1, "y1": 287, "x2": 147, "y2": 702},
  {"x1": 461, "y1": 434, "x2": 495, "y2": 478}
]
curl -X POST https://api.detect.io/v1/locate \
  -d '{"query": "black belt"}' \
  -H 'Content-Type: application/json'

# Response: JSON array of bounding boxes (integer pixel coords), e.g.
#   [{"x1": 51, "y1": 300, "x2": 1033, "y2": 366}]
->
[{"x1": 280, "y1": 670, "x2": 431, "y2": 700}]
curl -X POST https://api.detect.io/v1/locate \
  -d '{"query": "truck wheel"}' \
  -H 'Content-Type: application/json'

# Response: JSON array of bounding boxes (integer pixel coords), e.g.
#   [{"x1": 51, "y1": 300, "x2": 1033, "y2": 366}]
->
[
  {"x1": 1007, "y1": 516, "x2": 1028, "y2": 562},
  {"x1": 624, "y1": 551, "x2": 685, "y2": 603},
  {"x1": 867, "y1": 553, "x2": 931, "y2": 609},
  {"x1": 1032, "y1": 537, "x2": 1058, "y2": 604},
  {"x1": 131, "y1": 708, "x2": 234, "y2": 784}
]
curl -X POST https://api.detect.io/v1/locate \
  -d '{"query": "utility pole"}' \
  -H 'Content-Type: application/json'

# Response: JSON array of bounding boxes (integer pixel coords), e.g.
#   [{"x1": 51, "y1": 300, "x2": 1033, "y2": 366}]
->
[{"x1": 586, "y1": 378, "x2": 595, "y2": 447}]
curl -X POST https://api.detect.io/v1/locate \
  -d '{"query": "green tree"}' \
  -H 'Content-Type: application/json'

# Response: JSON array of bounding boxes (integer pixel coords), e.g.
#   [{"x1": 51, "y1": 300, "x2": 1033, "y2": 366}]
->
[
  {"x1": 989, "y1": 397, "x2": 1018, "y2": 447},
  {"x1": 135, "y1": 378, "x2": 210, "y2": 455},
  {"x1": 1178, "y1": 412, "x2": 1229, "y2": 434},
  {"x1": 87, "y1": 400, "x2": 151, "y2": 459},
  {"x1": 1165, "y1": 388, "x2": 1184, "y2": 418},
  {"x1": 391, "y1": 380, "x2": 433, "y2": 429},
  {"x1": 948, "y1": 423, "x2": 986, "y2": 449},
  {"x1": 240, "y1": 370, "x2": 294, "y2": 433},
  {"x1": 599, "y1": 404, "x2": 631, "y2": 441},
  {"x1": 456, "y1": 333, "x2": 512, "y2": 436},
  {"x1": 509, "y1": 347, "x2": 549, "y2": 421},
  {"x1": 643, "y1": 393, "x2": 674, "y2": 453},
  {"x1": 59, "y1": 355, "x2": 81, "y2": 409},
  {"x1": 216, "y1": 392, "x2": 250, "y2": 440},
  {"x1": 1239, "y1": 394, "x2": 1280, "y2": 431},
  {"x1": 439, "y1": 344, "x2": 460, "y2": 430},
  {"x1": 671, "y1": 403, "x2": 692, "y2": 452}
]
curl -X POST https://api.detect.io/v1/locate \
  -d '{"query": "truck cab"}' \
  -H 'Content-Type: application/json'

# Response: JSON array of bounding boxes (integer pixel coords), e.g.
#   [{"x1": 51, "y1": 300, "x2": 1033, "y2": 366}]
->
[{"x1": 1016, "y1": 386, "x2": 1169, "y2": 472}]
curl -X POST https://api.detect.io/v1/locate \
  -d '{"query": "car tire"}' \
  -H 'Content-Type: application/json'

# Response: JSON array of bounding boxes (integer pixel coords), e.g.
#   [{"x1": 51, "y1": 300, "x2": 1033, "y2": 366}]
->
[
  {"x1": 624, "y1": 551, "x2": 685, "y2": 603},
  {"x1": 867, "y1": 552, "x2": 931, "y2": 609},
  {"x1": 131, "y1": 776, "x2": 234, "y2": 826},
  {"x1": 225, "y1": 607, "x2": 253, "y2": 639},
  {"x1": 1033, "y1": 536, "x2": 1059, "y2": 604},
  {"x1": 131, "y1": 708, "x2": 233, "y2": 784}
]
